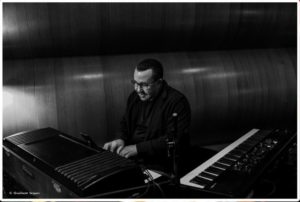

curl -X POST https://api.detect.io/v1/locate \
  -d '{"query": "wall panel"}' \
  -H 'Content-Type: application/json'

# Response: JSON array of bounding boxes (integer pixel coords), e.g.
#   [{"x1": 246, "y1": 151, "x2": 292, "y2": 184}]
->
[
  {"x1": 3, "y1": 48, "x2": 296, "y2": 145},
  {"x1": 3, "y1": 3, "x2": 296, "y2": 59}
]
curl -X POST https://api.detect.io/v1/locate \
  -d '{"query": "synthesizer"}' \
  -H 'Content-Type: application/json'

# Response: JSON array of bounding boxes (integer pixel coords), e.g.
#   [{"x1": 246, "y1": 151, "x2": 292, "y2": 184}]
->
[
  {"x1": 180, "y1": 128, "x2": 296, "y2": 197},
  {"x1": 3, "y1": 128, "x2": 145, "y2": 198}
]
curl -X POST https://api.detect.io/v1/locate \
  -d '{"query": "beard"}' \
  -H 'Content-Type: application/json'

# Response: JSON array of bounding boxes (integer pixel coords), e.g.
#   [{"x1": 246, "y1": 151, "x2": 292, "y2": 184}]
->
[{"x1": 138, "y1": 92, "x2": 151, "y2": 101}]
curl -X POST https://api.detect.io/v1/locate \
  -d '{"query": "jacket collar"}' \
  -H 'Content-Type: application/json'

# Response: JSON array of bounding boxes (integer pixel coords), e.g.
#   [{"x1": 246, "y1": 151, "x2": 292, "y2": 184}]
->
[{"x1": 160, "y1": 80, "x2": 169, "y2": 101}]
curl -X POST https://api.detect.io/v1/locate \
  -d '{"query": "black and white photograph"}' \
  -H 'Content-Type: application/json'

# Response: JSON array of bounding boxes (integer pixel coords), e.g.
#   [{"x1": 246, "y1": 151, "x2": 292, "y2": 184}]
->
[{"x1": 2, "y1": 0, "x2": 298, "y2": 200}]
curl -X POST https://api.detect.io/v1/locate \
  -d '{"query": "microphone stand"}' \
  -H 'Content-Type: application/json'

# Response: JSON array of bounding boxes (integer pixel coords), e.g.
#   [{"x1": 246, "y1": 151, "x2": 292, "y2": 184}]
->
[{"x1": 166, "y1": 113, "x2": 179, "y2": 185}]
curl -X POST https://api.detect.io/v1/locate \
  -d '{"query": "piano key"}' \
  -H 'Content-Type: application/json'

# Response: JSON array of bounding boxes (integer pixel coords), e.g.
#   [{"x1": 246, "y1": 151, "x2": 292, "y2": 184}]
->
[
  {"x1": 241, "y1": 140, "x2": 254, "y2": 145},
  {"x1": 245, "y1": 136, "x2": 261, "y2": 142},
  {"x1": 228, "y1": 152, "x2": 242, "y2": 159},
  {"x1": 248, "y1": 137, "x2": 264, "y2": 143},
  {"x1": 205, "y1": 166, "x2": 224, "y2": 175},
  {"x1": 224, "y1": 154, "x2": 239, "y2": 161},
  {"x1": 211, "y1": 165, "x2": 226, "y2": 171},
  {"x1": 247, "y1": 134, "x2": 268, "y2": 143},
  {"x1": 213, "y1": 162, "x2": 230, "y2": 169},
  {"x1": 190, "y1": 176, "x2": 213, "y2": 188},
  {"x1": 243, "y1": 139, "x2": 260, "y2": 147},
  {"x1": 235, "y1": 145, "x2": 248, "y2": 151},
  {"x1": 218, "y1": 157, "x2": 235, "y2": 165},
  {"x1": 199, "y1": 171, "x2": 218, "y2": 180},
  {"x1": 252, "y1": 130, "x2": 271, "y2": 139},
  {"x1": 235, "y1": 144, "x2": 253, "y2": 151},
  {"x1": 215, "y1": 161, "x2": 230, "y2": 166},
  {"x1": 180, "y1": 129, "x2": 263, "y2": 191},
  {"x1": 229, "y1": 149, "x2": 245, "y2": 157},
  {"x1": 197, "y1": 174, "x2": 213, "y2": 181}
]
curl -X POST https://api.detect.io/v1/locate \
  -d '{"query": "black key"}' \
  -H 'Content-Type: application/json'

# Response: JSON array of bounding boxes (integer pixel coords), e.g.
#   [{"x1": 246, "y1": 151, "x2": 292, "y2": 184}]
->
[
  {"x1": 229, "y1": 150, "x2": 244, "y2": 157},
  {"x1": 190, "y1": 176, "x2": 212, "y2": 188},
  {"x1": 241, "y1": 142, "x2": 255, "y2": 148},
  {"x1": 245, "y1": 136, "x2": 261, "y2": 142},
  {"x1": 218, "y1": 157, "x2": 235, "y2": 165},
  {"x1": 244, "y1": 139, "x2": 259, "y2": 146},
  {"x1": 205, "y1": 166, "x2": 224, "y2": 175},
  {"x1": 228, "y1": 152, "x2": 242, "y2": 158},
  {"x1": 224, "y1": 154, "x2": 239, "y2": 161},
  {"x1": 249, "y1": 136, "x2": 264, "y2": 142},
  {"x1": 255, "y1": 130, "x2": 271, "y2": 139},
  {"x1": 236, "y1": 144, "x2": 253, "y2": 152},
  {"x1": 248, "y1": 134, "x2": 267, "y2": 143},
  {"x1": 199, "y1": 172, "x2": 218, "y2": 180},
  {"x1": 213, "y1": 162, "x2": 230, "y2": 169}
]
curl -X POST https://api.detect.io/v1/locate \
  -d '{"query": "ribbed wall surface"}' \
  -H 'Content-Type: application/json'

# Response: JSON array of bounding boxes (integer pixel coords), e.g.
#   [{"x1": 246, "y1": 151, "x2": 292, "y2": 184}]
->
[
  {"x1": 3, "y1": 3, "x2": 296, "y2": 59},
  {"x1": 4, "y1": 49, "x2": 296, "y2": 144},
  {"x1": 3, "y1": 3, "x2": 296, "y2": 145}
]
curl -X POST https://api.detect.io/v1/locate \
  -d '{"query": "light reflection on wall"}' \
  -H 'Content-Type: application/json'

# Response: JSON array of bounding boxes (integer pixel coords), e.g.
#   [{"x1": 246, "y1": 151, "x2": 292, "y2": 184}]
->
[
  {"x1": 72, "y1": 73, "x2": 103, "y2": 81},
  {"x1": 205, "y1": 71, "x2": 240, "y2": 79},
  {"x1": 3, "y1": 86, "x2": 38, "y2": 135},
  {"x1": 181, "y1": 67, "x2": 209, "y2": 74},
  {"x1": 182, "y1": 67, "x2": 241, "y2": 79},
  {"x1": 242, "y1": 9, "x2": 262, "y2": 16},
  {"x1": 2, "y1": 18, "x2": 18, "y2": 39},
  {"x1": 3, "y1": 89, "x2": 13, "y2": 109},
  {"x1": 3, "y1": 85, "x2": 58, "y2": 137},
  {"x1": 3, "y1": 11, "x2": 38, "y2": 39}
]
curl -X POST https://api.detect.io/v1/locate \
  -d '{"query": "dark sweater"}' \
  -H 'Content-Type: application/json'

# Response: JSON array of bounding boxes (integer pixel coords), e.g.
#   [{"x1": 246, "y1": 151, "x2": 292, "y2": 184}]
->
[{"x1": 118, "y1": 81, "x2": 191, "y2": 173}]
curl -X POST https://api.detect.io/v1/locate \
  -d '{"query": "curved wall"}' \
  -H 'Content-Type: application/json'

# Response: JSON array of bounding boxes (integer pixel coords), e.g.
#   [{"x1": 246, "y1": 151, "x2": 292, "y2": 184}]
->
[
  {"x1": 4, "y1": 49, "x2": 296, "y2": 145},
  {"x1": 3, "y1": 3, "x2": 297, "y2": 145},
  {"x1": 3, "y1": 3, "x2": 297, "y2": 59}
]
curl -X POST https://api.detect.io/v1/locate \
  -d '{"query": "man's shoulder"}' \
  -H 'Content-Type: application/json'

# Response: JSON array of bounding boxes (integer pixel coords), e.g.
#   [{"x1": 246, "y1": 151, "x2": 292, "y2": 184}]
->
[{"x1": 165, "y1": 85, "x2": 188, "y2": 102}]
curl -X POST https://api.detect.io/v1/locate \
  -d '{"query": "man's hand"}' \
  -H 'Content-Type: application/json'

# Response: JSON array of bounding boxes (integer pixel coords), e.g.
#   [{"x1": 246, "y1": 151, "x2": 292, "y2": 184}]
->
[
  {"x1": 119, "y1": 145, "x2": 138, "y2": 158},
  {"x1": 103, "y1": 139, "x2": 124, "y2": 153}
]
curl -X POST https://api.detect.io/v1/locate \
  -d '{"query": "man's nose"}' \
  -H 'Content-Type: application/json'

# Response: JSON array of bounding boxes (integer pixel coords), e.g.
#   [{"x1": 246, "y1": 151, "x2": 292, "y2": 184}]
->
[{"x1": 135, "y1": 85, "x2": 143, "y2": 93}]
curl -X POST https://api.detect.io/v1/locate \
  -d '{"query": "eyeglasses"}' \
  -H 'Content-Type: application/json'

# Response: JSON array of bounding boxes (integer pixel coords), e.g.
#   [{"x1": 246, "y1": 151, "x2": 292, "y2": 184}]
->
[{"x1": 131, "y1": 79, "x2": 161, "y2": 90}]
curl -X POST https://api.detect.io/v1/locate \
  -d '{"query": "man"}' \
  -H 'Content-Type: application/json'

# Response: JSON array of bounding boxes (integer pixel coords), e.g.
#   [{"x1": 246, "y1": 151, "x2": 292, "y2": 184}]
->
[{"x1": 103, "y1": 58, "x2": 191, "y2": 175}]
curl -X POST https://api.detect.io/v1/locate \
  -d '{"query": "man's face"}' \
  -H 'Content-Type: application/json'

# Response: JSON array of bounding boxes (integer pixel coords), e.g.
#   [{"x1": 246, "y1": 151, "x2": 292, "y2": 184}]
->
[{"x1": 133, "y1": 68, "x2": 159, "y2": 101}]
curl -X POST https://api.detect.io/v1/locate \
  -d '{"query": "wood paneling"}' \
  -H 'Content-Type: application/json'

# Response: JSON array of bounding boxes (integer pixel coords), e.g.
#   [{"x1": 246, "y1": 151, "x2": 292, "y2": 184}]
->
[
  {"x1": 54, "y1": 57, "x2": 108, "y2": 143},
  {"x1": 3, "y1": 49, "x2": 296, "y2": 145},
  {"x1": 3, "y1": 3, "x2": 297, "y2": 59}
]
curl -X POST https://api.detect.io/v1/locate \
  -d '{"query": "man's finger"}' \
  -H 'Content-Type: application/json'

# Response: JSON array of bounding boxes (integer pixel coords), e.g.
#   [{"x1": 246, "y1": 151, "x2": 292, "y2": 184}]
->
[
  {"x1": 116, "y1": 146, "x2": 124, "y2": 155},
  {"x1": 120, "y1": 148, "x2": 128, "y2": 157},
  {"x1": 110, "y1": 144, "x2": 116, "y2": 152},
  {"x1": 103, "y1": 143, "x2": 110, "y2": 150},
  {"x1": 110, "y1": 141, "x2": 117, "y2": 152}
]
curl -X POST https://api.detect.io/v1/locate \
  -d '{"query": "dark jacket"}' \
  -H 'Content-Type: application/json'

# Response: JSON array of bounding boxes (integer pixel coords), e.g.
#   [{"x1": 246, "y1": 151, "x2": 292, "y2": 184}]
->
[{"x1": 118, "y1": 81, "x2": 191, "y2": 173}]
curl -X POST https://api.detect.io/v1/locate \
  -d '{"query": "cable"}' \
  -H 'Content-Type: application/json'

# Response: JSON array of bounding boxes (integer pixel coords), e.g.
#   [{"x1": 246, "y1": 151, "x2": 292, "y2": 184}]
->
[
  {"x1": 130, "y1": 183, "x2": 150, "y2": 198},
  {"x1": 261, "y1": 179, "x2": 277, "y2": 197},
  {"x1": 152, "y1": 180, "x2": 166, "y2": 197},
  {"x1": 133, "y1": 165, "x2": 167, "y2": 198},
  {"x1": 129, "y1": 166, "x2": 153, "y2": 198},
  {"x1": 143, "y1": 167, "x2": 167, "y2": 197}
]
